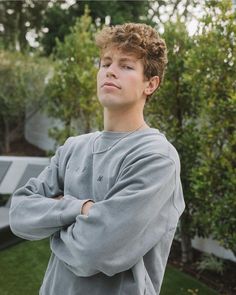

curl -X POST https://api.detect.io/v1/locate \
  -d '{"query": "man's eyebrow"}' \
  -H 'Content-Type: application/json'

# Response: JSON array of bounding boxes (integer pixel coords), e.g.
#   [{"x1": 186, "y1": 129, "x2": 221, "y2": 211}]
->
[
  {"x1": 101, "y1": 56, "x2": 112, "y2": 61},
  {"x1": 119, "y1": 57, "x2": 136, "y2": 62},
  {"x1": 101, "y1": 56, "x2": 136, "y2": 62}
]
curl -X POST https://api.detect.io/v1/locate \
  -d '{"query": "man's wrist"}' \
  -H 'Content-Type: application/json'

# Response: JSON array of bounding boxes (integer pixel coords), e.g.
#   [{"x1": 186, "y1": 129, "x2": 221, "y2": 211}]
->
[
  {"x1": 81, "y1": 199, "x2": 94, "y2": 215},
  {"x1": 53, "y1": 194, "x2": 64, "y2": 200}
]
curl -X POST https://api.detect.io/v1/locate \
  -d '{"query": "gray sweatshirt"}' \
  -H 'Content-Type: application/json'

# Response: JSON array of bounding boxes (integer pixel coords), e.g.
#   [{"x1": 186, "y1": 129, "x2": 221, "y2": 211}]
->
[{"x1": 9, "y1": 127, "x2": 185, "y2": 295}]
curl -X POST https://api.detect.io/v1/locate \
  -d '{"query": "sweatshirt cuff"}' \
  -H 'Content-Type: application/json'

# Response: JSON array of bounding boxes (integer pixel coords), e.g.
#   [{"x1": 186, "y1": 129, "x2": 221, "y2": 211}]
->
[{"x1": 59, "y1": 195, "x2": 93, "y2": 226}]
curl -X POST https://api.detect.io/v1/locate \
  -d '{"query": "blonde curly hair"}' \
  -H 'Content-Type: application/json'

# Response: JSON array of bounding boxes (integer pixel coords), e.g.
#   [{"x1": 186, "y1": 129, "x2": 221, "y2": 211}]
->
[{"x1": 95, "y1": 23, "x2": 168, "y2": 95}]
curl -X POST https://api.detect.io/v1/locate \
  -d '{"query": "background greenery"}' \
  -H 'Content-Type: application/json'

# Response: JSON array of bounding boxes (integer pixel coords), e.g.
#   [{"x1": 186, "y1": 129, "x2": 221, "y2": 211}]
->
[{"x1": 0, "y1": 0, "x2": 235, "y2": 266}]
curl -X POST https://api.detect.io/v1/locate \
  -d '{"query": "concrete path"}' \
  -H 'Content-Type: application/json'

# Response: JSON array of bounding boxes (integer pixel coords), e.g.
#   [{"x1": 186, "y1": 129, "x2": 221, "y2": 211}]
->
[{"x1": 0, "y1": 156, "x2": 49, "y2": 250}]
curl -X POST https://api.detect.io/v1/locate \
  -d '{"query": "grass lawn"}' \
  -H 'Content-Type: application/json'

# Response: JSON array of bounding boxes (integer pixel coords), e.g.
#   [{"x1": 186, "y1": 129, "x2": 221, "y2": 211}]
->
[{"x1": 0, "y1": 239, "x2": 219, "y2": 295}]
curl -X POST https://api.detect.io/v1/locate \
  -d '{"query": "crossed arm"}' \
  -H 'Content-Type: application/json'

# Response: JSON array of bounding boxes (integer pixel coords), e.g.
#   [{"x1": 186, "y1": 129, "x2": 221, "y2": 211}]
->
[
  {"x1": 10, "y1": 143, "x2": 183, "y2": 277},
  {"x1": 54, "y1": 195, "x2": 94, "y2": 216},
  {"x1": 9, "y1": 143, "x2": 95, "y2": 240}
]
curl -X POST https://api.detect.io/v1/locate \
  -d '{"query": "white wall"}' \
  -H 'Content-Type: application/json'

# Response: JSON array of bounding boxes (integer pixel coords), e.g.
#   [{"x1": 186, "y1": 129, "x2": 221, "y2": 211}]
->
[
  {"x1": 192, "y1": 236, "x2": 236, "y2": 262},
  {"x1": 24, "y1": 110, "x2": 96, "y2": 152},
  {"x1": 24, "y1": 110, "x2": 60, "y2": 151}
]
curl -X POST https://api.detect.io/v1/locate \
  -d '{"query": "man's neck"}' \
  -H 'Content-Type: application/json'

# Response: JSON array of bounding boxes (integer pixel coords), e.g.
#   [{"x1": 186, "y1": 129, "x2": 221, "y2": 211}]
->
[{"x1": 103, "y1": 107, "x2": 149, "y2": 132}]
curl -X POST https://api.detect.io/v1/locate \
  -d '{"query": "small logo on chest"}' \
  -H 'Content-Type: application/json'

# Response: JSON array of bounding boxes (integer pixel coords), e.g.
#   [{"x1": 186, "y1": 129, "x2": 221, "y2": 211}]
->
[
  {"x1": 82, "y1": 167, "x2": 87, "y2": 173},
  {"x1": 97, "y1": 175, "x2": 103, "y2": 182}
]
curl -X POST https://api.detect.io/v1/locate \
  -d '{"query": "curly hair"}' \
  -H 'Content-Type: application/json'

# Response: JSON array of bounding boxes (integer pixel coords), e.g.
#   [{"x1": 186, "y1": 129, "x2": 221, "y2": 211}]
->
[{"x1": 95, "y1": 23, "x2": 168, "y2": 93}]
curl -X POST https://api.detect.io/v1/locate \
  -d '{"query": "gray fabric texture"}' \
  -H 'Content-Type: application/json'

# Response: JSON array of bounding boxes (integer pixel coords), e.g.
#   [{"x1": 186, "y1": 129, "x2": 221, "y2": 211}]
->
[{"x1": 9, "y1": 128, "x2": 185, "y2": 295}]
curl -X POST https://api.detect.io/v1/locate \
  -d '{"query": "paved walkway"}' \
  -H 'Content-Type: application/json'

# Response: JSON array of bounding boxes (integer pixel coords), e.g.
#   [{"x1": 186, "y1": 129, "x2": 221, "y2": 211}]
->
[
  {"x1": 0, "y1": 156, "x2": 49, "y2": 249},
  {"x1": 0, "y1": 156, "x2": 49, "y2": 194}
]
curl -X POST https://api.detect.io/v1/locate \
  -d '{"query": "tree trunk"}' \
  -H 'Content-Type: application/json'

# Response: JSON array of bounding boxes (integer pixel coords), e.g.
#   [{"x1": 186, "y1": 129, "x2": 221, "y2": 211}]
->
[
  {"x1": 85, "y1": 115, "x2": 91, "y2": 133},
  {"x1": 14, "y1": 1, "x2": 23, "y2": 51},
  {"x1": 3, "y1": 117, "x2": 10, "y2": 153},
  {"x1": 180, "y1": 229, "x2": 193, "y2": 263},
  {"x1": 9, "y1": 120, "x2": 24, "y2": 143},
  {"x1": 2, "y1": 117, "x2": 25, "y2": 154},
  {"x1": 179, "y1": 214, "x2": 193, "y2": 263}
]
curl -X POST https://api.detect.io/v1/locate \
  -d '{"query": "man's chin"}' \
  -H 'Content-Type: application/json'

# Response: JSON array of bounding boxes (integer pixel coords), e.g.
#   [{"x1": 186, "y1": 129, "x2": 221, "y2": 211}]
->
[{"x1": 99, "y1": 98, "x2": 126, "y2": 109}]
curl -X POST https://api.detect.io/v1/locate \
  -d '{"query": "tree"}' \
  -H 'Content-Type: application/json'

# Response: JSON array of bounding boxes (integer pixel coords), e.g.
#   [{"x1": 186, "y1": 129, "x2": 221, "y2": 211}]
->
[
  {"x1": 186, "y1": 0, "x2": 236, "y2": 254},
  {"x1": 40, "y1": 3, "x2": 77, "y2": 56},
  {"x1": 41, "y1": 0, "x2": 150, "y2": 56},
  {"x1": 0, "y1": 0, "x2": 205, "y2": 55},
  {"x1": 145, "y1": 20, "x2": 200, "y2": 262},
  {"x1": 45, "y1": 8, "x2": 102, "y2": 146},
  {"x1": 0, "y1": 0, "x2": 47, "y2": 52},
  {"x1": 148, "y1": 0, "x2": 201, "y2": 27},
  {"x1": 145, "y1": 0, "x2": 236, "y2": 262},
  {"x1": 0, "y1": 51, "x2": 50, "y2": 153}
]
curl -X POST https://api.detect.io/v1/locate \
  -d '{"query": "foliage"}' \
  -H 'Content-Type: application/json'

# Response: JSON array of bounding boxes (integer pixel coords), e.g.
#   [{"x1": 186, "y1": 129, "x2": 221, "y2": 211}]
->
[
  {"x1": 196, "y1": 253, "x2": 224, "y2": 275},
  {"x1": 40, "y1": 3, "x2": 78, "y2": 56},
  {"x1": 45, "y1": 7, "x2": 103, "y2": 146},
  {"x1": 77, "y1": 0, "x2": 150, "y2": 25},
  {"x1": 39, "y1": 0, "x2": 202, "y2": 56},
  {"x1": 148, "y1": 0, "x2": 201, "y2": 28},
  {"x1": 41, "y1": 0, "x2": 150, "y2": 55},
  {"x1": 0, "y1": 0, "x2": 206, "y2": 56},
  {"x1": 0, "y1": 1, "x2": 47, "y2": 52},
  {"x1": 145, "y1": 20, "x2": 199, "y2": 262},
  {"x1": 145, "y1": 0, "x2": 236, "y2": 260},
  {"x1": 0, "y1": 50, "x2": 51, "y2": 153},
  {"x1": 186, "y1": 0, "x2": 236, "y2": 254},
  {"x1": 0, "y1": 0, "x2": 235, "y2": 263}
]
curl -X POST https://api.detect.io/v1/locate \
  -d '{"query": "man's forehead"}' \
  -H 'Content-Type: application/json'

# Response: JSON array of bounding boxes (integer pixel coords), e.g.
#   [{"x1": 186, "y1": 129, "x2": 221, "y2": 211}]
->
[{"x1": 101, "y1": 49, "x2": 138, "y2": 61}]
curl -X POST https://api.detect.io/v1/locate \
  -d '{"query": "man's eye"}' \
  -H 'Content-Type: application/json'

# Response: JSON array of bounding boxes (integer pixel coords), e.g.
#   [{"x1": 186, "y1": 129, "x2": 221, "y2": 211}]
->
[
  {"x1": 101, "y1": 64, "x2": 109, "y2": 68},
  {"x1": 122, "y1": 65, "x2": 133, "y2": 70}
]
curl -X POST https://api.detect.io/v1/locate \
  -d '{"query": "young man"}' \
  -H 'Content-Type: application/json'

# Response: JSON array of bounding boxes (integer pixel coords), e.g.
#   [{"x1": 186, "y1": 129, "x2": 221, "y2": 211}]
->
[{"x1": 10, "y1": 23, "x2": 185, "y2": 295}]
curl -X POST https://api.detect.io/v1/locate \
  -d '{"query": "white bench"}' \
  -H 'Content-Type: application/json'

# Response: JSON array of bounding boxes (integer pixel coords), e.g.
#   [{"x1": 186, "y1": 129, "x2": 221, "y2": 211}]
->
[{"x1": 0, "y1": 156, "x2": 49, "y2": 249}]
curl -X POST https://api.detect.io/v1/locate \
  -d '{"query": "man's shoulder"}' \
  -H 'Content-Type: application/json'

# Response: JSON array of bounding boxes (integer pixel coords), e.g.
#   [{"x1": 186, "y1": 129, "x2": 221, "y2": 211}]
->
[
  {"x1": 65, "y1": 131, "x2": 98, "y2": 145},
  {"x1": 59, "y1": 131, "x2": 99, "y2": 156},
  {"x1": 146, "y1": 129, "x2": 170, "y2": 155},
  {"x1": 133, "y1": 128, "x2": 179, "y2": 161}
]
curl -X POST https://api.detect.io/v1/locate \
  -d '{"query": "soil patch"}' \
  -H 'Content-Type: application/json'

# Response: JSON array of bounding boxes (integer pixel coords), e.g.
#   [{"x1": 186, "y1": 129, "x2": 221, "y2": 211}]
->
[
  {"x1": 2, "y1": 138, "x2": 47, "y2": 157},
  {"x1": 168, "y1": 240, "x2": 236, "y2": 295}
]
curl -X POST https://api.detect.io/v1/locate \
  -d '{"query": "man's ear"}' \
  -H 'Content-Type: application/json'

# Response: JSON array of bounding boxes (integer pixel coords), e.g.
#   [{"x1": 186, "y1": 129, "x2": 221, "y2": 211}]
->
[{"x1": 144, "y1": 76, "x2": 160, "y2": 96}]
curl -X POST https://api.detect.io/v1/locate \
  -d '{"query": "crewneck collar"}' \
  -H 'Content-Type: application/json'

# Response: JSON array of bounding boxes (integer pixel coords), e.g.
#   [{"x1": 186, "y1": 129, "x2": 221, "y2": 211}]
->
[{"x1": 100, "y1": 127, "x2": 159, "y2": 139}]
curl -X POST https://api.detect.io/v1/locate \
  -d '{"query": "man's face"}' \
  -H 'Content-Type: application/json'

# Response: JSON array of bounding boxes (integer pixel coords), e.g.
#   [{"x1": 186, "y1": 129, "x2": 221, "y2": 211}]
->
[{"x1": 97, "y1": 48, "x2": 149, "y2": 110}]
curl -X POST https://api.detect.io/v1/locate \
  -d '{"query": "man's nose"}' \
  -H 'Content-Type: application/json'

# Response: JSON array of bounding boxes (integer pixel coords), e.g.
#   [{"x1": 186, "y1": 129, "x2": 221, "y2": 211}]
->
[{"x1": 106, "y1": 64, "x2": 117, "y2": 78}]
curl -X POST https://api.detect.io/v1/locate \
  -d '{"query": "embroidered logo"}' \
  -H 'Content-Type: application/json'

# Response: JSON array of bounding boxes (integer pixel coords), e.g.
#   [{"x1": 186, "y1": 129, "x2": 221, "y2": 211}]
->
[{"x1": 97, "y1": 175, "x2": 103, "y2": 182}]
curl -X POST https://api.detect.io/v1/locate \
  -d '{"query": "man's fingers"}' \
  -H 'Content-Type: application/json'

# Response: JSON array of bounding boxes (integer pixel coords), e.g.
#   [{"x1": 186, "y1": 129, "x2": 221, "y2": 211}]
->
[{"x1": 53, "y1": 195, "x2": 64, "y2": 200}]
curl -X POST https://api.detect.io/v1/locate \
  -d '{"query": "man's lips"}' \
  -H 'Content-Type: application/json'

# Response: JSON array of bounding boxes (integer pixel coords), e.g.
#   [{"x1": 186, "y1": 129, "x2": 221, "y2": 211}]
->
[{"x1": 102, "y1": 82, "x2": 121, "y2": 89}]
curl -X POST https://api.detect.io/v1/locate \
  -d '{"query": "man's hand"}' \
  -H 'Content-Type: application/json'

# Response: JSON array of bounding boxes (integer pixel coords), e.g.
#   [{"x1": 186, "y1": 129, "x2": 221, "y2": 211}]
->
[
  {"x1": 53, "y1": 195, "x2": 94, "y2": 215},
  {"x1": 81, "y1": 200, "x2": 94, "y2": 216},
  {"x1": 53, "y1": 195, "x2": 64, "y2": 200}
]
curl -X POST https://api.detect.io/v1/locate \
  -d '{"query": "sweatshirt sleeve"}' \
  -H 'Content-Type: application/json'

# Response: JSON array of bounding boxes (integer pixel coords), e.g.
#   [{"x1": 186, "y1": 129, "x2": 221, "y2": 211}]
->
[
  {"x1": 9, "y1": 139, "x2": 88, "y2": 241},
  {"x1": 50, "y1": 152, "x2": 184, "y2": 277}
]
